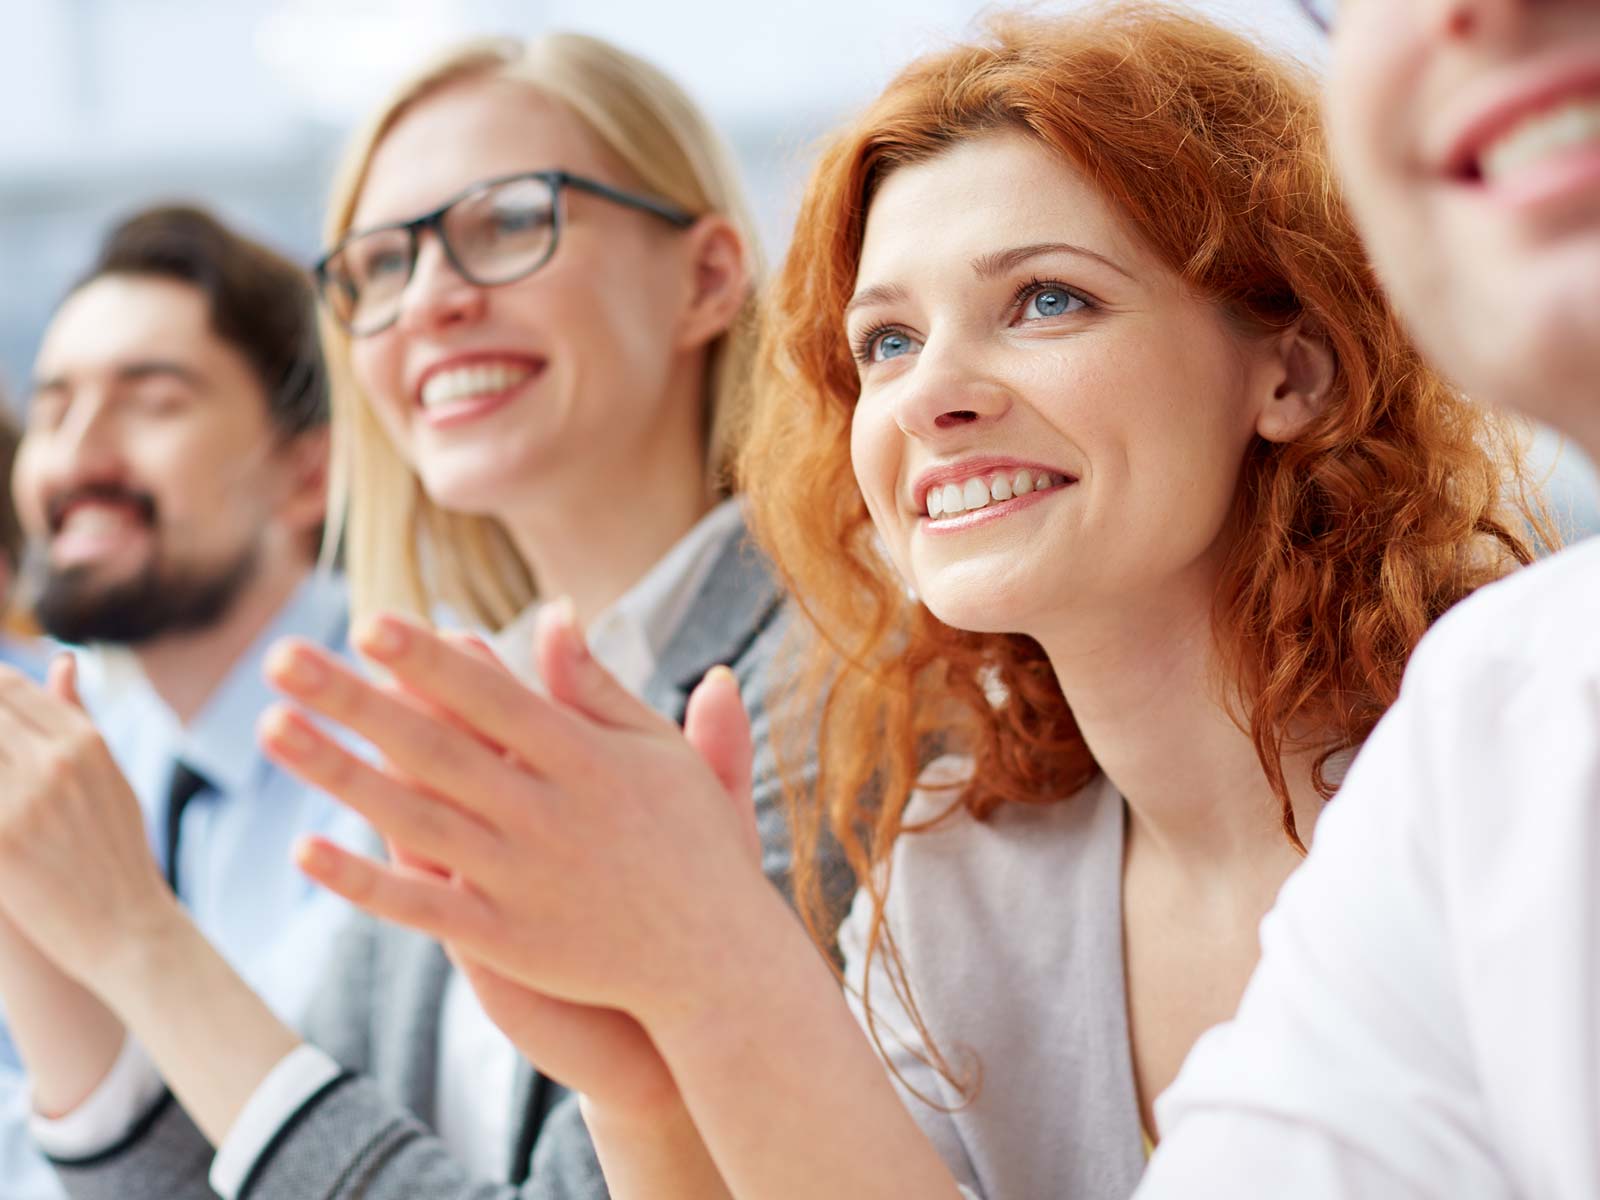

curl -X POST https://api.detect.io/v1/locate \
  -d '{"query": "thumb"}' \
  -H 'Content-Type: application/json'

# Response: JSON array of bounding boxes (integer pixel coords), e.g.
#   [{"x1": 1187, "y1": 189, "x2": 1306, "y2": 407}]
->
[
  {"x1": 536, "y1": 597, "x2": 669, "y2": 734},
  {"x1": 683, "y1": 665, "x2": 759, "y2": 861},
  {"x1": 47, "y1": 652, "x2": 83, "y2": 710}
]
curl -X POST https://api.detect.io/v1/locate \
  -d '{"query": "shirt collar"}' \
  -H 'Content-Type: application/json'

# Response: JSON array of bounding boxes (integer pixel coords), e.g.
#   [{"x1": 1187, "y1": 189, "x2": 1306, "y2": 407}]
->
[
  {"x1": 177, "y1": 570, "x2": 349, "y2": 795},
  {"x1": 493, "y1": 498, "x2": 745, "y2": 697}
]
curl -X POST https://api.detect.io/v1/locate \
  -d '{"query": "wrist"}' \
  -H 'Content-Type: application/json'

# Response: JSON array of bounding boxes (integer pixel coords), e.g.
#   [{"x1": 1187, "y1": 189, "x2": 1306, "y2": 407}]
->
[
  {"x1": 84, "y1": 895, "x2": 200, "y2": 1009},
  {"x1": 644, "y1": 883, "x2": 828, "y2": 1061}
]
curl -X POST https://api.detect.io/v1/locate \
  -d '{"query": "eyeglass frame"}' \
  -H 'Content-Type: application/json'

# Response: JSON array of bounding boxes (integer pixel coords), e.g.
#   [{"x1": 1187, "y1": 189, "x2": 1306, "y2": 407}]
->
[
  {"x1": 1293, "y1": 0, "x2": 1333, "y2": 32},
  {"x1": 313, "y1": 168, "x2": 699, "y2": 336}
]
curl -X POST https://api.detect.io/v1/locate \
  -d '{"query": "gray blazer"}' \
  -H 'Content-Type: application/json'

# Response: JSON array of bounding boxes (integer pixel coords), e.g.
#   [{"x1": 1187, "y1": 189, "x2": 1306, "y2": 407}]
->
[
  {"x1": 50, "y1": 512, "x2": 851, "y2": 1200},
  {"x1": 840, "y1": 766, "x2": 1147, "y2": 1200}
]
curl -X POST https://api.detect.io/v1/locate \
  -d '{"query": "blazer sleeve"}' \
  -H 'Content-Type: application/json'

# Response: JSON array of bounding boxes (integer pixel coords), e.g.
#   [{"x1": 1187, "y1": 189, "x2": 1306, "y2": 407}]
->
[
  {"x1": 735, "y1": 601, "x2": 856, "y2": 924},
  {"x1": 47, "y1": 914, "x2": 611, "y2": 1200}
]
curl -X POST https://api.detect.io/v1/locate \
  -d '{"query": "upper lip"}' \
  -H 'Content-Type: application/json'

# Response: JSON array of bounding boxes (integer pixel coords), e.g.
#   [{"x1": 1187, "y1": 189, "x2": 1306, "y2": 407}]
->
[
  {"x1": 411, "y1": 350, "x2": 546, "y2": 407},
  {"x1": 910, "y1": 456, "x2": 1076, "y2": 512},
  {"x1": 1436, "y1": 52, "x2": 1600, "y2": 180}
]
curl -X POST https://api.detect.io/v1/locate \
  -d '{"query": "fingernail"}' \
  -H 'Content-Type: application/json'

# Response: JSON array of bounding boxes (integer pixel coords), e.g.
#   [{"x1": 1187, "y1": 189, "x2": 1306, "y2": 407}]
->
[
  {"x1": 269, "y1": 711, "x2": 318, "y2": 761},
  {"x1": 280, "y1": 648, "x2": 328, "y2": 692},
  {"x1": 706, "y1": 664, "x2": 737, "y2": 687},
  {"x1": 361, "y1": 616, "x2": 409, "y2": 661}
]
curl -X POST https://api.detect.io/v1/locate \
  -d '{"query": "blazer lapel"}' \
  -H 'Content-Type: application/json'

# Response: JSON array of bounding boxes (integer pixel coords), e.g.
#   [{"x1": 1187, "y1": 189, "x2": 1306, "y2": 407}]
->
[{"x1": 641, "y1": 513, "x2": 783, "y2": 723}]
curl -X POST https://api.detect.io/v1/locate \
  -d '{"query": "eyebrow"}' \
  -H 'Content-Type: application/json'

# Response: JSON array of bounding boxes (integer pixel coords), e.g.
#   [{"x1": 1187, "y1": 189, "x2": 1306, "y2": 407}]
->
[
  {"x1": 844, "y1": 240, "x2": 1136, "y2": 321},
  {"x1": 843, "y1": 282, "x2": 910, "y2": 320},
  {"x1": 33, "y1": 359, "x2": 207, "y2": 394},
  {"x1": 971, "y1": 241, "x2": 1136, "y2": 282}
]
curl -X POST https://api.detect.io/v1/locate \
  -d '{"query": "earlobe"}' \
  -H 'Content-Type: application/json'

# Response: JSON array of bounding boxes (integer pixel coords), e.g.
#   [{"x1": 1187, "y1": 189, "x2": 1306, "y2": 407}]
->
[
  {"x1": 1257, "y1": 324, "x2": 1336, "y2": 444},
  {"x1": 678, "y1": 216, "x2": 749, "y2": 351},
  {"x1": 279, "y1": 428, "x2": 332, "y2": 536}
]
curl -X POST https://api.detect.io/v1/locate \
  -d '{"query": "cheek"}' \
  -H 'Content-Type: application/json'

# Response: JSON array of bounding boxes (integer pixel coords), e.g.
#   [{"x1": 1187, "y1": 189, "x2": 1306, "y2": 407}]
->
[
  {"x1": 849, "y1": 397, "x2": 920, "y2": 581},
  {"x1": 10, "y1": 445, "x2": 49, "y2": 535},
  {"x1": 849, "y1": 398, "x2": 898, "y2": 530}
]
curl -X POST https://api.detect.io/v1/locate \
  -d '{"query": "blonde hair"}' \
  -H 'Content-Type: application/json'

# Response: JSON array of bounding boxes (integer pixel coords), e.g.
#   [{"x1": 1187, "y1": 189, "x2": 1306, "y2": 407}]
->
[{"x1": 321, "y1": 33, "x2": 761, "y2": 627}]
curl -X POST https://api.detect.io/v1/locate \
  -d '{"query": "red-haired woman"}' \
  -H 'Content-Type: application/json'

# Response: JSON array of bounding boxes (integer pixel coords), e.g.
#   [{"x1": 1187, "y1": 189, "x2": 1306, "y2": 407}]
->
[{"x1": 251, "y1": 5, "x2": 1553, "y2": 1197}]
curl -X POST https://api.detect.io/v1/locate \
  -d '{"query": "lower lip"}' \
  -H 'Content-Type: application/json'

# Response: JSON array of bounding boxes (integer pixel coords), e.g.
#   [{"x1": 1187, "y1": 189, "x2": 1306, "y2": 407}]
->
[
  {"x1": 418, "y1": 368, "x2": 544, "y2": 430},
  {"x1": 918, "y1": 484, "x2": 1072, "y2": 534},
  {"x1": 1478, "y1": 142, "x2": 1600, "y2": 219}
]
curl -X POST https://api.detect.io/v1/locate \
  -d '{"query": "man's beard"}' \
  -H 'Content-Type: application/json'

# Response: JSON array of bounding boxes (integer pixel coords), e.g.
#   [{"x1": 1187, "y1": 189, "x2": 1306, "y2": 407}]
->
[{"x1": 32, "y1": 540, "x2": 261, "y2": 647}]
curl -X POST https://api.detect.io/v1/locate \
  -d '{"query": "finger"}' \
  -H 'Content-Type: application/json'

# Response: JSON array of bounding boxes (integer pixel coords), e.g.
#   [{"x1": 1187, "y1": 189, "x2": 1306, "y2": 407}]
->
[
  {"x1": 536, "y1": 598, "x2": 673, "y2": 735},
  {"x1": 259, "y1": 703, "x2": 505, "y2": 869},
  {"x1": 295, "y1": 835, "x2": 497, "y2": 945},
  {"x1": 47, "y1": 654, "x2": 83, "y2": 710},
  {"x1": 349, "y1": 616, "x2": 599, "y2": 780},
  {"x1": 441, "y1": 630, "x2": 508, "y2": 671},
  {"x1": 264, "y1": 637, "x2": 537, "y2": 827},
  {"x1": 0, "y1": 667, "x2": 78, "y2": 738},
  {"x1": 683, "y1": 666, "x2": 760, "y2": 860},
  {"x1": 385, "y1": 837, "x2": 452, "y2": 880},
  {"x1": 450, "y1": 952, "x2": 659, "y2": 1087}
]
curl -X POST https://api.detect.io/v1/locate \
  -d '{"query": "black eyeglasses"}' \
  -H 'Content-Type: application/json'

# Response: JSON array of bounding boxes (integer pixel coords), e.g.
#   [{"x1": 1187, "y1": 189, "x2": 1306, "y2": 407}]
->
[
  {"x1": 1294, "y1": 0, "x2": 1336, "y2": 31},
  {"x1": 314, "y1": 169, "x2": 697, "y2": 336}
]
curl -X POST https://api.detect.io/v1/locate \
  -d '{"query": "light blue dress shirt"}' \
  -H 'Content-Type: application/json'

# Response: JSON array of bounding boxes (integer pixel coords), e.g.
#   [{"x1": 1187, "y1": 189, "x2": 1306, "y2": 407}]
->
[
  {"x1": 0, "y1": 636, "x2": 46, "y2": 681},
  {"x1": 0, "y1": 570, "x2": 371, "y2": 1198}
]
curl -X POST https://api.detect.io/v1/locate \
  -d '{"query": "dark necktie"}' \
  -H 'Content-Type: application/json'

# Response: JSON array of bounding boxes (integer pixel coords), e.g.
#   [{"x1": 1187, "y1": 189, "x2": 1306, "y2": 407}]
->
[{"x1": 163, "y1": 761, "x2": 212, "y2": 897}]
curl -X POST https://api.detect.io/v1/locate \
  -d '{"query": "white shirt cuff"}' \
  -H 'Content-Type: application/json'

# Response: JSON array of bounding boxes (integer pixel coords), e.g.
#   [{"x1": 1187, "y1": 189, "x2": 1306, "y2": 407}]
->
[
  {"x1": 209, "y1": 1043, "x2": 341, "y2": 1199},
  {"x1": 29, "y1": 1035, "x2": 166, "y2": 1159}
]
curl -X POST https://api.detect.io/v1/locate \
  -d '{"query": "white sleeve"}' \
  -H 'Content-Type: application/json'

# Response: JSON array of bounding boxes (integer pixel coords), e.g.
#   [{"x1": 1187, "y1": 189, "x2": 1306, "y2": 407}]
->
[
  {"x1": 1138, "y1": 637, "x2": 1528, "y2": 1200},
  {"x1": 208, "y1": 1043, "x2": 342, "y2": 1199},
  {"x1": 28, "y1": 1035, "x2": 166, "y2": 1158}
]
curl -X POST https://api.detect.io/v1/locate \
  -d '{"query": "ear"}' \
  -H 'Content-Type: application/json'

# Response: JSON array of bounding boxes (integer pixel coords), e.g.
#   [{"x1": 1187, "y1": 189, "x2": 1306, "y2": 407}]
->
[
  {"x1": 674, "y1": 214, "x2": 750, "y2": 353},
  {"x1": 271, "y1": 425, "x2": 331, "y2": 539},
  {"x1": 1255, "y1": 322, "x2": 1336, "y2": 444}
]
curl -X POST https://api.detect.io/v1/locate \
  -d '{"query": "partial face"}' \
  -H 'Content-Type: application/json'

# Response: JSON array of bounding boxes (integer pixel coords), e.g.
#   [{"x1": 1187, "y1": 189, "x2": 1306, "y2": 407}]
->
[
  {"x1": 346, "y1": 77, "x2": 706, "y2": 516},
  {"x1": 1327, "y1": 1, "x2": 1600, "y2": 446},
  {"x1": 848, "y1": 133, "x2": 1292, "y2": 637},
  {"x1": 16, "y1": 276, "x2": 305, "y2": 644}
]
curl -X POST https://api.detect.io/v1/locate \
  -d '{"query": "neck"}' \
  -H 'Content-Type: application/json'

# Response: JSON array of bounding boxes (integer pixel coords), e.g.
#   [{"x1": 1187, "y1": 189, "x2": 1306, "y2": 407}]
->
[
  {"x1": 134, "y1": 556, "x2": 310, "y2": 727},
  {"x1": 1032, "y1": 567, "x2": 1322, "y2": 883},
  {"x1": 500, "y1": 376, "x2": 716, "y2": 627}
]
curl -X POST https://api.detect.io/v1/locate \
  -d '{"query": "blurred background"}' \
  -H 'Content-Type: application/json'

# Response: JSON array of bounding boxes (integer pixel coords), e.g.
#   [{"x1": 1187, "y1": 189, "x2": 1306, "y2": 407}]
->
[{"x1": 2, "y1": 0, "x2": 1594, "y2": 531}]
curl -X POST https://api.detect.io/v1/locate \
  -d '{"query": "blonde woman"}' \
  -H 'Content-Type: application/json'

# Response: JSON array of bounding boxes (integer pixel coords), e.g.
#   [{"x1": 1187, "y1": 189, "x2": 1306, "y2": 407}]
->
[{"x1": 0, "y1": 33, "x2": 845, "y2": 1200}]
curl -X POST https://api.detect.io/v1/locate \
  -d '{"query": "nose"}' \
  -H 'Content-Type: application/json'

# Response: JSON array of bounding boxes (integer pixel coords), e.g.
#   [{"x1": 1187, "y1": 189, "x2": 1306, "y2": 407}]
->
[
  {"x1": 888, "y1": 338, "x2": 1013, "y2": 442},
  {"x1": 394, "y1": 232, "x2": 488, "y2": 334},
  {"x1": 52, "y1": 391, "x2": 123, "y2": 478},
  {"x1": 1424, "y1": 0, "x2": 1532, "y2": 41}
]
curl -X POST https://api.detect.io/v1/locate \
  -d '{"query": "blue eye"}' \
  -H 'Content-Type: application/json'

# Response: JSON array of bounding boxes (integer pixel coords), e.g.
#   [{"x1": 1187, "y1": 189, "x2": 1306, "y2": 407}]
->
[
  {"x1": 874, "y1": 331, "x2": 917, "y2": 361},
  {"x1": 1022, "y1": 287, "x2": 1085, "y2": 319},
  {"x1": 855, "y1": 327, "x2": 921, "y2": 365}
]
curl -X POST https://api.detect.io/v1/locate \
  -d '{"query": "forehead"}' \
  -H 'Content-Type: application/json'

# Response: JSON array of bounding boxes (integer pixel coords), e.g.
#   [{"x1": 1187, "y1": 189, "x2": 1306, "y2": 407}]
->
[
  {"x1": 35, "y1": 275, "x2": 222, "y2": 379},
  {"x1": 353, "y1": 76, "x2": 617, "y2": 229},
  {"x1": 856, "y1": 131, "x2": 1150, "y2": 286}
]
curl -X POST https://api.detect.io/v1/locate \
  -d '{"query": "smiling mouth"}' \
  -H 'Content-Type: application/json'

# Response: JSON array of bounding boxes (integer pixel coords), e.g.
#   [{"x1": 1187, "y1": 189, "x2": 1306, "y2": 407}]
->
[
  {"x1": 924, "y1": 467, "x2": 1070, "y2": 522},
  {"x1": 417, "y1": 359, "x2": 543, "y2": 411},
  {"x1": 1472, "y1": 95, "x2": 1600, "y2": 186}
]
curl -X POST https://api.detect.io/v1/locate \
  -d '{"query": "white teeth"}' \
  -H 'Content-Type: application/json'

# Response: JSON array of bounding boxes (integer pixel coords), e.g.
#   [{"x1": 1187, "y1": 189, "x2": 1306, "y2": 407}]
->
[
  {"x1": 923, "y1": 468, "x2": 1068, "y2": 519},
  {"x1": 60, "y1": 506, "x2": 137, "y2": 537},
  {"x1": 1481, "y1": 98, "x2": 1600, "y2": 185},
  {"x1": 420, "y1": 361, "x2": 536, "y2": 408}
]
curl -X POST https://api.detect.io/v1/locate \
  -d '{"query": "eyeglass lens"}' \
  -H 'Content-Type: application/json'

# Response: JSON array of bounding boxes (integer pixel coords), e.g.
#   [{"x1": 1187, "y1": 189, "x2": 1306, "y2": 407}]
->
[{"x1": 322, "y1": 175, "x2": 559, "y2": 333}]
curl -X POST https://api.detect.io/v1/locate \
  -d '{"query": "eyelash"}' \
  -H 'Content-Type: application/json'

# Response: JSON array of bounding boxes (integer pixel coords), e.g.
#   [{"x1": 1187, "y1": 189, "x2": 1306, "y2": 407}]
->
[
  {"x1": 850, "y1": 277, "x2": 1098, "y2": 365},
  {"x1": 1011, "y1": 276, "x2": 1097, "y2": 317}
]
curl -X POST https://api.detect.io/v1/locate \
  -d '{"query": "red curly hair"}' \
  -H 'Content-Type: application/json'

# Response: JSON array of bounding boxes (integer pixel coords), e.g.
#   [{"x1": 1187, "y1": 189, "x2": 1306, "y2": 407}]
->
[{"x1": 741, "y1": 3, "x2": 1550, "y2": 1085}]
